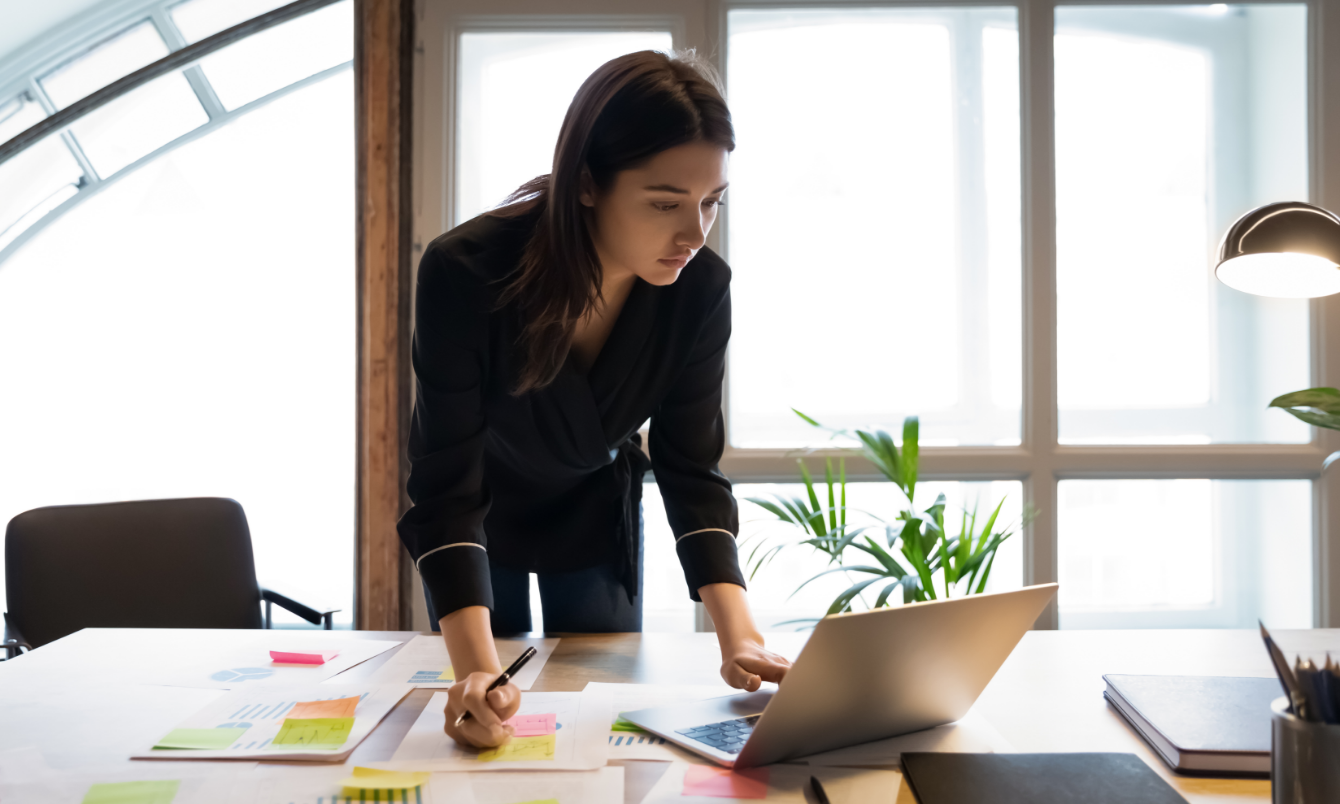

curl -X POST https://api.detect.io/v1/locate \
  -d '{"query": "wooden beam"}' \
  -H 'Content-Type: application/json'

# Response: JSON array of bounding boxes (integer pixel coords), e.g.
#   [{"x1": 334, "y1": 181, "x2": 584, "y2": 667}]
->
[{"x1": 355, "y1": 0, "x2": 413, "y2": 630}]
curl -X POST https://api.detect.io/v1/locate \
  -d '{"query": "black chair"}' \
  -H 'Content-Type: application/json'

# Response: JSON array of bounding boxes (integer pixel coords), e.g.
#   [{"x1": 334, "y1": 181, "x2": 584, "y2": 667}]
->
[{"x1": 3, "y1": 497, "x2": 339, "y2": 659}]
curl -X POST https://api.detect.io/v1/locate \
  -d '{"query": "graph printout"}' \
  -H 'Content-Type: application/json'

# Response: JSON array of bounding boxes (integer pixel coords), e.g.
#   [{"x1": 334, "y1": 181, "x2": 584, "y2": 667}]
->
[
  {"x1": 353, "y1": 635, "x2": 559, "y2": 690},
  {"x1": 585, "y1": 682, "x2": 741, "y2": 761},
  {"x1": 375, "y1": 689, "x2": 611, "y2": 771},
  {"x1": 130, "y1": 684, "x2": 412, "y2": 761}
]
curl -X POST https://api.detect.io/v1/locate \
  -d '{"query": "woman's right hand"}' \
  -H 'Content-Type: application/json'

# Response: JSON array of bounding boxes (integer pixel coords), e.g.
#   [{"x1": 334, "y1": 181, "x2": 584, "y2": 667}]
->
[{"x1": 443, "y1": 671, "x2": 522, "y2": 748}]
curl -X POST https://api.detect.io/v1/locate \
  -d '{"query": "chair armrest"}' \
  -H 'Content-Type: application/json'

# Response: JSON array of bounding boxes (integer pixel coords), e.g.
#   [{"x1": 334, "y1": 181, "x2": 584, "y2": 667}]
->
[
  {"x1": 260, "y1": 585, "x2": 342, "y2": 629},
  {"x1": 3, "y1": 612, "x2": 32, "y2": 660}
]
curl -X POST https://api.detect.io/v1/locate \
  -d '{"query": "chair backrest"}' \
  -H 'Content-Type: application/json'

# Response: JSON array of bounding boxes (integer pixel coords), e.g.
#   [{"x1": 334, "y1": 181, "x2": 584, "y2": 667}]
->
[{"x1": 5, "y1": 497, "x2": 263, "y2": 648}]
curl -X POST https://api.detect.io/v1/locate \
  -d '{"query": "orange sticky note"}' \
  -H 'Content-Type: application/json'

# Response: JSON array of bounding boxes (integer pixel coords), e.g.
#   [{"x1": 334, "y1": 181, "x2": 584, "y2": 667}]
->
[
  {"x1": 505, "y1": 712, "x2": 556, "y2": 736},
  {"x1": 287, "y1": 695, "x2": 359, "y2": 719},
  {"x1": 682, "y1": 765, "x2": 770, "y2": 799},
  {"x1": 270, "y1": 650, "x2": 339, "y2": 665}
]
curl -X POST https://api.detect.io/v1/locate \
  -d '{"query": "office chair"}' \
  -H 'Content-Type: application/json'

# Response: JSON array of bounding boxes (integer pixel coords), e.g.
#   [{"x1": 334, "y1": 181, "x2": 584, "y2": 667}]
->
[{"x1": 2, "y1": 497, "x2": 339, "y2": 659}]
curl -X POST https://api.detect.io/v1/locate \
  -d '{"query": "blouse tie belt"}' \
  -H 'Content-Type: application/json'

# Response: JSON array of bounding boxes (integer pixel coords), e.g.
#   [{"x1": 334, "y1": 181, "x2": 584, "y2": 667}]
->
[{"x1": 612, "y1": 432, "x2": 653, "y2": 605}]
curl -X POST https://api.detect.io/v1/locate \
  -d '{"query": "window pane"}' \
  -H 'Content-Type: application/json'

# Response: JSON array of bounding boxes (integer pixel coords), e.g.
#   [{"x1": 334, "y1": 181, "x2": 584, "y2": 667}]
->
[
  {"x1": 0, "y1": 73, "x2": 355, "y2": 626},
  {"x1": 195, "y1": 0, "x2": 353, "y2": 111},
  {"x1": 1058, "y1": 479, "x2": 1311, "y2": 628},
  {"x1": 0, "y1": 93, "x2": 46, "y2": 144},
  {"x1": 642, "y1": 478, "x2": 1024, "y2": 631},
  {"x1": 455, "y1": 31, "x2": 675, "y2": 225},
  {"x1": 39, "y1": 21, "x2": 170, "y2": 110},
  {"x1": 726, "y1": 9, "x2": 1021, "y2": 448},
  {"x1": 170, "y1": 0, "x2": 294, "y2": 43},
  {"x1": 1055, "y1": 5, "x2": 1309, "y2": 444},
  {"x1": 69, "y1": 72, "x2": 208, "y2": 177},
  {"x1": 0, "y1": 134, "x2": 84, "y2": 251}
]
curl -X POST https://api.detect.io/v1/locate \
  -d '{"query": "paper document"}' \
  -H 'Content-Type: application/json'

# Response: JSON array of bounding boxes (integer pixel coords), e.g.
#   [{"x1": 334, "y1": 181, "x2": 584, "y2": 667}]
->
[
  {"x1": 130, "y1": 684, "x2": 411, "y2": 761},
  {"x1": 158, "y1": 636, "x2": 403, "y2": 690},
  {"x1": 0, "y1": 748, "x2": 252, "y2": 804},
  {"x1": 802, "y1": 709, "x2": 1012, "y2": 767},
  {"x1": 245, "y1": 763, "x2": 434, "y2": 804},
  {"x1": 427, "y1": 767, "x2": 622, "y2": 804},
  {"x1": 376, "y1": 688, "x2": 610, "y2": 771},
  {"x1": 585, "y1": 682, "x2": 738, "y2": 761},
  {"x1": 643, "y1": 762, "x2": 900, "y2": 804},
  {"x1": 353, "y1": 635, "x2": 558, "y2": 690}
]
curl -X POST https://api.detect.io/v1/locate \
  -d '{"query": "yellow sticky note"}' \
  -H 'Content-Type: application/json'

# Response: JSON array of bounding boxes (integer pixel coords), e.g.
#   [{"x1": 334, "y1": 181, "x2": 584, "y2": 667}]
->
[
  {"x1": 476, "y1": 734, "x2": 556, "y2": 762},
  {"x1": 272, "y1": 717, "x2": 354, "y2": 748},
  {"x1": 338, "y1": 767, "x2": 429, "y2": 796},
  {"x1": 439, "y1": 666, "x2": 454, "y2": 681},
  {"x1": 287, "y1": 696, "x2": 359, "y2": 719}
]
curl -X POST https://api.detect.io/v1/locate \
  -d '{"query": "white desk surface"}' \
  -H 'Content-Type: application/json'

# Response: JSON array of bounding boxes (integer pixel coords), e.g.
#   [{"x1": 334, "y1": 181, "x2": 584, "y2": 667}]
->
[{"x1": 1, "y1": 627, "x2": 1331, "y2": 803}]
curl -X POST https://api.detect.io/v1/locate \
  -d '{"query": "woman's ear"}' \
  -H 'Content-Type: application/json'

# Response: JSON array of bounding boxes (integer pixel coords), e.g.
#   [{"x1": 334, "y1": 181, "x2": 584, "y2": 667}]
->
[{"x1": 578, "y1": 168, "x2": 596, "y2": 208}]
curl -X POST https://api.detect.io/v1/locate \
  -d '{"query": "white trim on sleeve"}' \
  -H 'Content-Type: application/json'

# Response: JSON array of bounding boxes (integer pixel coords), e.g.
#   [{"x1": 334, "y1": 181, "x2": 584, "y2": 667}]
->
[
  {"x1": 415, "y1": 541, "x2": 486, "y2": 570},
  {"x1": 675, "y1": 527, "x2": 736, "y2": 542}
]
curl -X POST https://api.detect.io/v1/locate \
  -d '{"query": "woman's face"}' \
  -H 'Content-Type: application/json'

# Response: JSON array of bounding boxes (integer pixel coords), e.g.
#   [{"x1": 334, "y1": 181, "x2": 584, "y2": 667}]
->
[{"x1": 581, "y1": 140, "x2": 730, "y2": 286}]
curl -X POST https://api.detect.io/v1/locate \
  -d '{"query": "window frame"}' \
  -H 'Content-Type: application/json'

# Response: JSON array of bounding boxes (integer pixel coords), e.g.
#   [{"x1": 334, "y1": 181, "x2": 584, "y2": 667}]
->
[{"x1": 414, "y1": 0, "x2": 1340, "y2": 631}]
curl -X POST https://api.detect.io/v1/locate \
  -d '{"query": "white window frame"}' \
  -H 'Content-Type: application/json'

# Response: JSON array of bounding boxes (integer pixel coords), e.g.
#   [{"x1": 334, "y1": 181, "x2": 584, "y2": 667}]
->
[{"x1": 413, "y1": 0, "x2": 1340, "y2": 631}]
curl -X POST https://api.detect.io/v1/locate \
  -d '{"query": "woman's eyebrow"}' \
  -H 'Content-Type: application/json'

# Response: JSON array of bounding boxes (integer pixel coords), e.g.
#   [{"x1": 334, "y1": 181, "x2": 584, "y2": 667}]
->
[{"x1": 643, "y1": 182, "x2": 730, "y2": 194}]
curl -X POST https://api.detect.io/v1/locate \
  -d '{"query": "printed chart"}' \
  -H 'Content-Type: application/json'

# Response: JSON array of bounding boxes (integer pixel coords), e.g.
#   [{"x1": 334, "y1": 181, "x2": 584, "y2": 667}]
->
[
  {"x1": 355, "y1": 636, "x2": 559, "y2": 690},
  {"x1": 248, "y1": 764, "x2": 436, "y2": 804},
  {"x1": 131, "y1": 684, "x2": 412, "y2": 761},
  {"x1": 376, "y1": 689, "x2": 610, "y2": 771},
  {"x1": 158, "y1": 636, "x2": 404, "y2": 690},
  {"x1": 641, "y1": 762, "x2": 901, "y2": 803},
  {"x1": 585, "y1": 682, "x2": 740, "y2": 761}
]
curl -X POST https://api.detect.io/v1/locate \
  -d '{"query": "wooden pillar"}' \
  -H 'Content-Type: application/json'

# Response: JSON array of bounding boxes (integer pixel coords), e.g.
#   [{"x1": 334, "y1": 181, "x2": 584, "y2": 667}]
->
[{"x1": 355, "y1": 0, "x2": 413, "y2": 630}]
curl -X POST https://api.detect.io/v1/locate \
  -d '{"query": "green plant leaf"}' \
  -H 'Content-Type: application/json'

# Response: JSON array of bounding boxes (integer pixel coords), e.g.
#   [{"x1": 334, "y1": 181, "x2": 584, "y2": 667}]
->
[
  {"x1": 1277, "y1": 407, "x2": 1340, "y2": 432},
  {"x1": 901, "y1": 416, "x2": 919, "y2": 501},
  {"x1": 825, "y1": 458, "x2": 837, "y2": 532},
  {"x1": 744, "y1": 496, "x2": 799, "y2": 526},
  {"x1": 1270, "y1": 387, "x2": 1340, "y2": 414},
  {"x1": 792, "y1": 408, "x2": 823, "y2": 427},
  {"x1": 852, "y1": 536, "x2": 909, "y2": 578},
  {"x1": 827, "y1": 575, "x2": 887, "y2": 615}
]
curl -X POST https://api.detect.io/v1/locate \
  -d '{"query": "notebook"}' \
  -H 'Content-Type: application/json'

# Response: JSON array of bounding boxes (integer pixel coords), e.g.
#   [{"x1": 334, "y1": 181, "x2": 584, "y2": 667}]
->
[
  {"x1": 900, "y1": 752, "x2": 1189, "y2": 804},
  {"x1": 1103, "y1": 674, "x2": 1280, "y2": 775}
]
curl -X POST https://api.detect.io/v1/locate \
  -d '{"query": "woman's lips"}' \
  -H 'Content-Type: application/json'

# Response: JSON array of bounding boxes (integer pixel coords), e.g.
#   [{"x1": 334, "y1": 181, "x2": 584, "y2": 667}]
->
[{"x1": 658, "y1": 254, "x2": 691, "y2": 270}]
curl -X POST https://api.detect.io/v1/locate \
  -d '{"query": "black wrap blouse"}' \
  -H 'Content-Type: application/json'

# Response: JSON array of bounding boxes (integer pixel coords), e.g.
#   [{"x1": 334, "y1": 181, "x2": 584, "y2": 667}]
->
[{"x1": 396, "y1": 211, "x2": 746, "y2": 621}]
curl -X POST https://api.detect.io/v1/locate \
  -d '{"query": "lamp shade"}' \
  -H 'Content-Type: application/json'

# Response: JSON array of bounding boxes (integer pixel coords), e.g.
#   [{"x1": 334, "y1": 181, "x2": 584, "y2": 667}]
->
[{"x1": 1215, "y1": 201, "x2": 1340, "y2": 298}]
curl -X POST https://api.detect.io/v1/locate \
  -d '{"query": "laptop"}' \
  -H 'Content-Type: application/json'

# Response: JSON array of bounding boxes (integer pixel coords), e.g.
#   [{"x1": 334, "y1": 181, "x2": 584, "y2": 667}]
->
[{"x1": 622, "y1": 583, "x2": 1058, "y2": 768}]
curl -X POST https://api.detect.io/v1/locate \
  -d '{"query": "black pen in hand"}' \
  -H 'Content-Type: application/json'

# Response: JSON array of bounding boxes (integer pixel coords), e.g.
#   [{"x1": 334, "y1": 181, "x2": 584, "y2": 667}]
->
[
  {"x1": 453, "y1": 646, "x2": 537, "y2": 729},
  {"x1": 809, "y1": 775, "x2": 831, "y2": 804}
]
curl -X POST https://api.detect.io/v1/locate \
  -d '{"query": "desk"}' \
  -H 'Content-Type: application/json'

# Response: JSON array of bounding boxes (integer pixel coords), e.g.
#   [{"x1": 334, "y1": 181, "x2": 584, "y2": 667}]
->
[{"x1": 1, "y1": 628, "x2": 1331, "y2": 803}]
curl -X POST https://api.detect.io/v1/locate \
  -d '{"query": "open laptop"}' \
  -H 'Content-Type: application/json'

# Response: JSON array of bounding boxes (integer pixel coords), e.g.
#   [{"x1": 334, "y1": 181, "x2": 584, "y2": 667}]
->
[{"x1": 623, "y1": 583, "x2": 1058, "y2": 768}]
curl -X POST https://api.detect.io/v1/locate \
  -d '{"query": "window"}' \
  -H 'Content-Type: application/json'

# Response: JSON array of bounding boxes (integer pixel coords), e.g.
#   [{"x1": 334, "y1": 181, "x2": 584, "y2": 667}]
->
[
  {"x1": 0, "y1": 0, "x2": 355, "y2": 626},
  {"x1": 416, "y1": 0, "x2": 1338, "y2": 631}
]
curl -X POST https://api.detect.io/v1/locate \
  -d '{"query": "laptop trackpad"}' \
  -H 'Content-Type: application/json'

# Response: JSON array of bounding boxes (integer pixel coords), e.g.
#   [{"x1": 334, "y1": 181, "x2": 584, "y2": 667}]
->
[{"x1": 626, "y1": 690, "x2": 775, "y2": 733}]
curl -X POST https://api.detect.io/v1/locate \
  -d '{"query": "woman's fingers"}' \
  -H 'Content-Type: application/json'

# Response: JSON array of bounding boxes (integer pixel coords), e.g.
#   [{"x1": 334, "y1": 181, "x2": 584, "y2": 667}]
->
[
  {"x1": 722, "y1": 646, "x2": 793, "y2": 690},
  {"x1": 740, "y1": 652, "x2": 791, "y2": 683},
  {"x1": 487, "y1": 683, "x2": 522, "y2": 721},
  {"x1": 443, "y1": 672, "x2": 520, "y2": 748}
]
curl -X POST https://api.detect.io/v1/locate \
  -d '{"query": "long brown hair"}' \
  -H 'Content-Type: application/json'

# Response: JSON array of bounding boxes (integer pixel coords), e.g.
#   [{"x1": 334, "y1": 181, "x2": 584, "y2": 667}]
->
[{"x1": 492, "y1": 49, "x2": 735, "y2": 395}]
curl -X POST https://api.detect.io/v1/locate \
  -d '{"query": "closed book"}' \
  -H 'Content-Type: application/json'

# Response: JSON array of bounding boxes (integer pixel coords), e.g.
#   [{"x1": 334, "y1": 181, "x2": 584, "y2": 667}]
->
[
  {"x1": 1103, "y1": 674, "x2": 1280, "y2": 775},
  {"x1": 901, "y1": 752, "x2": 1188, "y2": 804}
]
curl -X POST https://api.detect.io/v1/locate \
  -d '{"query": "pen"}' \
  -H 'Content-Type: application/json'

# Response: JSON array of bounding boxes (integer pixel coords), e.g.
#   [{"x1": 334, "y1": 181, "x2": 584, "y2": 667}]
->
[
  {"x1": 809, "y1": 775, "x2": 831, "y2": 804},
  {"x1": 453, "y1": 646, "x2": 537, "y2": 729},
  {"x1": 1260, "y1": 621, "x2": 1312, "y2": 721}
]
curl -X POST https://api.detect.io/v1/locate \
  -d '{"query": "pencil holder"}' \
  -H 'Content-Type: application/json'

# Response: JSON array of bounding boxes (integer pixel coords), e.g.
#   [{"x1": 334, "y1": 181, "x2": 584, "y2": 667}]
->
[{"x1": 1272, "y1": 697, "x2": 1340, "y2": 804}]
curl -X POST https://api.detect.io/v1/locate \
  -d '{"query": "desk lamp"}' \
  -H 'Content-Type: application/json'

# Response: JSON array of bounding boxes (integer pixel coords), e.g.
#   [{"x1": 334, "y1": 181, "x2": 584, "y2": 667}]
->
[{"x1": 1216, "y1": 201, "x2": 1340, "y2": 450}]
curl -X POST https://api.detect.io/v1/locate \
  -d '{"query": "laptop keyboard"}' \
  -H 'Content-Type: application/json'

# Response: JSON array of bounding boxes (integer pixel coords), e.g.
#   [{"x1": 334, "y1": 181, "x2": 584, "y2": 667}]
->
[{"x1": 675, "y1": 715, "x2": 761, "y2": 755}]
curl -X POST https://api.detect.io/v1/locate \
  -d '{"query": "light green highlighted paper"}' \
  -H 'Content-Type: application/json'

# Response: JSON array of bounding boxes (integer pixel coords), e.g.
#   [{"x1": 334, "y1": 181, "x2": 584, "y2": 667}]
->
[
  {"x1": 153, "y1": 727, "x2": 247, "y2": 750},
  {"x1": 273, "y1": 717, "x2": 354, "y2": 748},
  {"x1": 82, "y1": 779, "x2": 180, "y2": 804}
]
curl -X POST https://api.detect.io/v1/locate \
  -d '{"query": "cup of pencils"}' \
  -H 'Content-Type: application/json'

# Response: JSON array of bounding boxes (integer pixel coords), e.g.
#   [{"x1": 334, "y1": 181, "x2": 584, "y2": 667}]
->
[{"x1": 1268, "y1": 654, "x2": 1340, "y2": 804}]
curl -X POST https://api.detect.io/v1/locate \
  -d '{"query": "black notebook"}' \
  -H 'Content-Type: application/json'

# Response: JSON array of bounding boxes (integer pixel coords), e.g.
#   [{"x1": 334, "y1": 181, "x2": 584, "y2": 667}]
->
[
  {"x1": 1103, "y1": 674, "x2": 1280, "y2": 775},
  {"x1": 901, "y1": 752, "x2": 1189, "y2": 804}
]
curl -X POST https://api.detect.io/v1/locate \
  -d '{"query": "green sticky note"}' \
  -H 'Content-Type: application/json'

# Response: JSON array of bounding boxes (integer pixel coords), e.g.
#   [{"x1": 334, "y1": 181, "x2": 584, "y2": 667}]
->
[
  {"x1": 272, "y1": 717, "x2": 354, "y2": 748},
  {"x1": 611, "y1": 715, "x2": 646, "y2": 733},
  {"x1": 82, "y1": 780, "x2": 180, "y2": 804},
  {"x1": 153, "y1": 727, "x2": 248, "y2": 750}
]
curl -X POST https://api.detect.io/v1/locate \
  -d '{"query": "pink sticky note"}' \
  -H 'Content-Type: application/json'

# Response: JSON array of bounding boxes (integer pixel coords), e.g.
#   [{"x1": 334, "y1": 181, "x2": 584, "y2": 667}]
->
[
  {"x1": 504, "y1": 712, "x2": 557, "y2": 737},
  {"x1": 682, "y1": 765, "x2": 770, "y2": 800},
  {"x1": 270, "y1": 650, "x2": 339, "y2": 665}
]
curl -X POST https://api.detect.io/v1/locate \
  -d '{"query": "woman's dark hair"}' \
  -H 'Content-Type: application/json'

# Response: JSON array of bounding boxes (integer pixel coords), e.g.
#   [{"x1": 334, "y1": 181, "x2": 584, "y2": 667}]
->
[{"x1": 491, "y1": 49, "x2": 735, "y2": 395}]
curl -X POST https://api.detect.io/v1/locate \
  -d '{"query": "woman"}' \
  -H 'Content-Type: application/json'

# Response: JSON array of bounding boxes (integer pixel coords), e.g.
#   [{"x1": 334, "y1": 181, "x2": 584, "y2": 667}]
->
[{"x1": 397, "y1": 49, "x2": 790, "y2": 750}]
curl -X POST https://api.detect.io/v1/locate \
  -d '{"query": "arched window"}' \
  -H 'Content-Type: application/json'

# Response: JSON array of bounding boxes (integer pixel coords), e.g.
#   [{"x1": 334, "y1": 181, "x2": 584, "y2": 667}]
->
[{"x1": 0, "y1": 0, "x2": 355, "y2": 625}]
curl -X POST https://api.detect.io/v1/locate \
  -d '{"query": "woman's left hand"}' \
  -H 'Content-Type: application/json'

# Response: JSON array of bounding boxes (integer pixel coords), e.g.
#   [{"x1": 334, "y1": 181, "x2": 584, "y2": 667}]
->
[{"x1": 719, "y1": 638, "x2": 791, "y2": 692}]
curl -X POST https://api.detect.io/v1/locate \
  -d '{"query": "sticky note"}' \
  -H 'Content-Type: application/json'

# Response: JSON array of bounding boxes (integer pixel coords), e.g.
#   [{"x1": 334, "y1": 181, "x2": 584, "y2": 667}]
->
[
  {"x1": 272, "y1": 717, "x2": 354, "y2": 748},
  {"x1": 505, "y1": 712, "x2": 557, "y2": 736},
  {"x1": 269, "y1": 650, "x2": 338, "y2": 665},
  {"x1": 287, "y1": 695, "x2": 359, "y2": 719},
  {"x1": 82, "y1": 780, "x2": 180, "y2": 804},
  {"x1": 153, "y1": 727, "x2": 248, "y2": 750},
  {"x1": 611, "y1": 715, "x2": 645, "y2": 733},
  {"x1": 682, "y1": 765, "x2": 770, "y2": 799},
  {"x1": 409, "y1": 666, "x2": 454, "y2": 683},
  {"x1": 338, "y1": 767, "x2": 429, "y2": 796},
  {"x1": 476, "y1": 734, "x2": 556, "y2": 762}
]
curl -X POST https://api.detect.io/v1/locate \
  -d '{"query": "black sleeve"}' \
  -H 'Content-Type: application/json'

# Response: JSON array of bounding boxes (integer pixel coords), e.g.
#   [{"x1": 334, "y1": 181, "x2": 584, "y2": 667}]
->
[
  {"x1": 649, "y1": 285, "x2": 747, "y2": 602},
  {"x1": 396, "y1": 245, "x2": 494, "y2": 621}
]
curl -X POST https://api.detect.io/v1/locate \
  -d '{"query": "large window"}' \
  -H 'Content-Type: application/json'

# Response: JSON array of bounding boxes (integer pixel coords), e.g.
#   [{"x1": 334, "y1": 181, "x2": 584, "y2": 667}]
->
[{"x1": 0, "y1": 0, "x2": 355, "y2": 625}]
